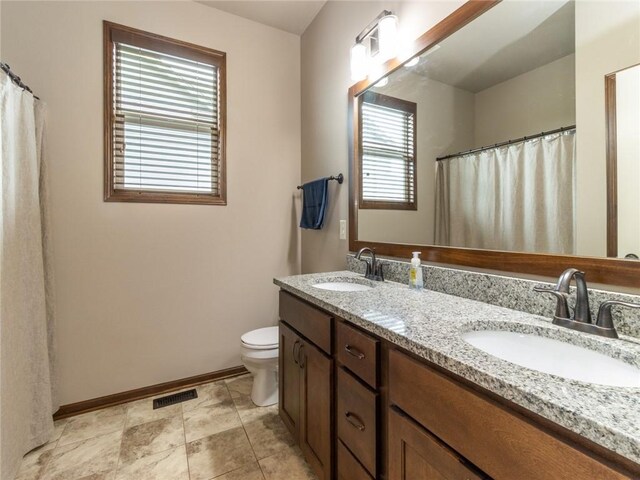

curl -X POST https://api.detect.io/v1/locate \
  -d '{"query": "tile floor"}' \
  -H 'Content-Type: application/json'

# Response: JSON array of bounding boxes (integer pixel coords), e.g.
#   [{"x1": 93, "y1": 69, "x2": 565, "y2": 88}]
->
[{"x1": 14, "y1": 375, "x2": 317, "y2": 480}]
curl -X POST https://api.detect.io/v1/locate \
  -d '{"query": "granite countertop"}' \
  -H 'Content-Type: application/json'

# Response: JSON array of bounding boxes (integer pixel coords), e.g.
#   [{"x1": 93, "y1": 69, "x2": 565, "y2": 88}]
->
[{"x1": 274, "y1": 271, "x2": 640, "y2": 465}]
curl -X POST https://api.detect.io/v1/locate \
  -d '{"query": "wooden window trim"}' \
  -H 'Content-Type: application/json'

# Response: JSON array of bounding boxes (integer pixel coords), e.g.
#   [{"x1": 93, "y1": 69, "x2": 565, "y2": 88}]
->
[
  {"x1": 359, "y1": 91, "x2": 417, "y2": 211},
  {"x1": 103, "y1": 21, "x2": 227, "y2": 205}
]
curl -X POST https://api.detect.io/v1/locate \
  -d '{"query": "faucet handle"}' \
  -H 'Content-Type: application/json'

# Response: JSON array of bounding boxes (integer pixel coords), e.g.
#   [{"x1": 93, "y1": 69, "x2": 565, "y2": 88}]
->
[
  {"x1": 534, "y1": 286, "x2": 570, "y2": 319},
  {"x1": 596, "y1": 300, "x2": 640, "y2": 333}
]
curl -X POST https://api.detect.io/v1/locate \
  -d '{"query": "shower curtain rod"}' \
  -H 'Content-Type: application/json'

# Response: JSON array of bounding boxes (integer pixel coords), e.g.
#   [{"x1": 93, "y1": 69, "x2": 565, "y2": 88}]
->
[
  {"x1": 0, "y1": 62, "x2": 39, "y2": 99},
  {"x1": 436, "y1": 124, "x2": 576, "y2": 161}
]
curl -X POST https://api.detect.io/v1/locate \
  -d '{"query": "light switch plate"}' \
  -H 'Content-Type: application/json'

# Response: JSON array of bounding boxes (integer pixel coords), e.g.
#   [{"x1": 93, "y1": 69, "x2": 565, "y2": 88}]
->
[{"x1": 339, "y1": 220, "x2": 347, "y2": 240}]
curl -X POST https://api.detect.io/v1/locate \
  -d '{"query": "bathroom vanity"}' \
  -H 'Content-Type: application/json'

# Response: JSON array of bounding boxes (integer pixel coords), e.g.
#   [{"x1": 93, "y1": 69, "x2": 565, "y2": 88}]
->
[{"x1": 275, "y1": 272, "x2": 640, "y2": 480}]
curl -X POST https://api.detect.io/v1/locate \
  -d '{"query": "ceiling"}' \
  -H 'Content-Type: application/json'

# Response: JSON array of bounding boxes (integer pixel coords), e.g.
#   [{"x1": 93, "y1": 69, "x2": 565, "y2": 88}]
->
[
  {"x1": 195, "y1": 0, "x2": 326, "y2": 35},
  {"x1": 392, "y1": 0, "x2": 575, "y2": 93}
]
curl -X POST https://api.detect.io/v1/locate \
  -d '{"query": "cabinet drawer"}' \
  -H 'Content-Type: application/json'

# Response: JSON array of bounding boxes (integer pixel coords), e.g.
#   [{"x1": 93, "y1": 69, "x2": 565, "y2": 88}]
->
[
  {"x1": 279, "y1": 291, "x2": 332, "y2": 354},
  {"x1": 389, "y1": 349, "x2": 630, "y2": 480},
  {"x1": 336, "y1": 321, "x2": 378, "y2": 388},
  {"x1": 337, "y1": 440, "x2": 373, "y2": 480},
  {"x1": 337, "y1": 368, "x2": 378, "y2": 477}
]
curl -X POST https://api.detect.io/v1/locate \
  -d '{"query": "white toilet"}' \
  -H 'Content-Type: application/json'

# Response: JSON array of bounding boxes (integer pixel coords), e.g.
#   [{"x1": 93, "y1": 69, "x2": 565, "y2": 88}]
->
[{"x1": 240, "y1": 326, "x2": 279, "y2": 407}]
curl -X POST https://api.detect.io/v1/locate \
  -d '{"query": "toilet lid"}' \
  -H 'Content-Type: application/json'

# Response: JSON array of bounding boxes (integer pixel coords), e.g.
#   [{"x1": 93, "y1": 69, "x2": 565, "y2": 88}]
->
[{"x1": 241, "y1": 326, "x2": 278, "y2": 349}]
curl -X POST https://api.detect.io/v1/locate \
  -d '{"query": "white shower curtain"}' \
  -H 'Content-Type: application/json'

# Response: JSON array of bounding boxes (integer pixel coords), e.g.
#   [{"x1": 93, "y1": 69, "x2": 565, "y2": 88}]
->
[
  {"x1": 435, "y1": 130, "x2": 576, "y2": 254},
  {"x1": 0, "y1": 71, "x2": 57, "y2": 480}
]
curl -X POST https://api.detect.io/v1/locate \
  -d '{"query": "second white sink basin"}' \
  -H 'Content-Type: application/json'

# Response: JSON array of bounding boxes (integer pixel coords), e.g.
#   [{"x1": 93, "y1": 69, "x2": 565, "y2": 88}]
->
[
  {"x1": 312, "y1": 281, "x2": 373, "y2": 292},
  {"x1": 462, "y1": 330, "x2": 640, "y2": 388}
]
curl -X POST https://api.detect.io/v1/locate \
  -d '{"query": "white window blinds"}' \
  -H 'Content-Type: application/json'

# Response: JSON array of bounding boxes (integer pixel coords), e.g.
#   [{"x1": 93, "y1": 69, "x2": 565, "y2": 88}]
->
[
  {"x1": 112, "y1": 42, "x2": 220, "y2": 195},
  {"x1": 360, "y1": 92, "x2": 416, "y2": 208}
]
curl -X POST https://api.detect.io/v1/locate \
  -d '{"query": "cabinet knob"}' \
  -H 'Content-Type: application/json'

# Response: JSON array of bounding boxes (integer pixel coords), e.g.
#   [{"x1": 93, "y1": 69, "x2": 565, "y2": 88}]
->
[{"x1": 345, "y1": 411, "x2": 366, "y2": 431}]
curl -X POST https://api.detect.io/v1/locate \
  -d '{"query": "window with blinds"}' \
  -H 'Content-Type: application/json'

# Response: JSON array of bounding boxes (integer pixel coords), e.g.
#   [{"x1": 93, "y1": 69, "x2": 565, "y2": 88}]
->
[
  {"x1": 359, "y1": 91, "x2": 416, "y2": 210},
  {"x1": 104, "y1": 22, "x2": 226, "y2": 204}
]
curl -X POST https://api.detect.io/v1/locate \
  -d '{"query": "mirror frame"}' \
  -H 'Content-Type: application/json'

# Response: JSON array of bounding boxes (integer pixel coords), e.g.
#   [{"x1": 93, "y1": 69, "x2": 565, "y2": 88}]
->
[
  {"x1": 606, "y1": 71, "x2": 619, "y2": 258},
  {"x1": 605, "y1": 63, "x2": 640, "y2": 260},
  {"x1": 348, "y1": 0, "x2": 640, "y2": 288}
]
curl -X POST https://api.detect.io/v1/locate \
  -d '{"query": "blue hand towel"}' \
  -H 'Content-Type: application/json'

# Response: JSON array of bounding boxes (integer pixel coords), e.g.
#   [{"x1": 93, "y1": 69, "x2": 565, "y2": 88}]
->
[{"x1": 300, "y1": 177, "x2": 329, "y2": 229}]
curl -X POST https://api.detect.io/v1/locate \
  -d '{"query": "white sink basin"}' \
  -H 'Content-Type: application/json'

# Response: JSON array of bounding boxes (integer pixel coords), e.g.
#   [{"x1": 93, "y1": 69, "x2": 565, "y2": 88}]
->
[
  {"x1": 311, "y1": 281, "x2": 373, "y2": 292},
  {"x1": 462, "y1": 330, "x2": 640, "y2": 388}
]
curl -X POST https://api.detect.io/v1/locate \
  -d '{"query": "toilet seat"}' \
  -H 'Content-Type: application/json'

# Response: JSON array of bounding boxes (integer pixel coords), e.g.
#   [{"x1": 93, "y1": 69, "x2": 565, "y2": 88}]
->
[{"x1": 241, "y1": 326, "x2": 278, "y2": 350}]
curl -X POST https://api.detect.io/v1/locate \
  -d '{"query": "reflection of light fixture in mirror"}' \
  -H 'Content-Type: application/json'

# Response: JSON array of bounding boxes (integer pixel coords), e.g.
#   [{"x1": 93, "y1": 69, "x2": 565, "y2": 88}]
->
[
  {"x1": 425, "y1": 44, "x2": 441, "y2": 55},
  {"x1": 403, "y1": 44, "x2": 440, "y2": 69},
  {"x1": 404, "y1": 57, "x2": 419, "y2": 68},
  {"x1": 350, "y1": 10, "x2": 399, "y2": 82},
  {"x1": 375, "y1": 77, "x2": 388, "y2": 87}
]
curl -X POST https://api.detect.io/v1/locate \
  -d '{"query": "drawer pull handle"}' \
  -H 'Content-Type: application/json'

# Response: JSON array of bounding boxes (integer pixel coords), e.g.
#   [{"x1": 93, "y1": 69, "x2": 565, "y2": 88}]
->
[
  {"x1": 293, "y1": 340, "x2": 300, "y2": 366},
  {"x1": 298, "y1": 344, "x2": 306, "y2": 369},
  {"x1": 345, "y1": 345, "x2": 365, "y2": 360},
  {"x1": 345, "y1": 411, "x2": 366, "y2": 431}
]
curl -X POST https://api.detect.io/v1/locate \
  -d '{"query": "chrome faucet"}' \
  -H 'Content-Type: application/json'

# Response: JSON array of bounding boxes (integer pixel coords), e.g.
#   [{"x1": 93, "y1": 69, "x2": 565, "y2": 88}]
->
[
  {"x1": 355, "y1": 247, "x2": 384, "y2": 281},
  {"x1": 534, "y1": 268, "x2": 640, "y2": 339}
]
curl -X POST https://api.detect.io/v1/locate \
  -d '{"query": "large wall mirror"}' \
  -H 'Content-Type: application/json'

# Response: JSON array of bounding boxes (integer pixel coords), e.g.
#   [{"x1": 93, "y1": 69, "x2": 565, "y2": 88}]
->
[{"x1": 349, "y1": 0, "x2": 640, "y2": 287}]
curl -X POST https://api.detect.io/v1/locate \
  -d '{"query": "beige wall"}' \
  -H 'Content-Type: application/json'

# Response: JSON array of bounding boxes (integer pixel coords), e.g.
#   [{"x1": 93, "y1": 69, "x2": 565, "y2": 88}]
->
[
  {"x1": 474, "y1": 54, "x2": 576, "y2": 147},
  {"x1": 358, "y1": 72, "x2": 475, "y2": 245},
  {"x1": 616, "y1": 64, "x2": 640, "y2": 258},
  {"x1": 1, "y1": 1, "x2": 300, "y2": 405},
  {"x1": 575, "y1": 0, "x2": 640, "y2": 257},
  {"x1": 300, "y1": 0, "x2": 465, "y2": 273}
]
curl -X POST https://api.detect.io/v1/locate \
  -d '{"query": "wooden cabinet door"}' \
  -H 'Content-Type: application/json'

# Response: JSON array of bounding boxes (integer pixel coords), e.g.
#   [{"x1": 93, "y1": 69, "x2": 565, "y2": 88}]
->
[
  {"x1": 299, "y1": 338, "x2": 333, "y2": 480},
  {"x1": 278, "y1": 321, "x2": 300, "y2": 439},
  {"x1": 388, "y1": 408, "x2": 487, "y2": 480}
]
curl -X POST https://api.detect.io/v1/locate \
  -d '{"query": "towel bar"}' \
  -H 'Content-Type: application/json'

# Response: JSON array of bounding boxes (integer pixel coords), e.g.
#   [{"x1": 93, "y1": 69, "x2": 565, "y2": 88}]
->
[{"x1": 297, "y1": 174, "x2": 344, "y2": 190}]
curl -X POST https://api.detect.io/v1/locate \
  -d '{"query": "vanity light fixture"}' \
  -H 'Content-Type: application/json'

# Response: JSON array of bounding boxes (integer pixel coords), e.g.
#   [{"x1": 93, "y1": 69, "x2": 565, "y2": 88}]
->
[
  {"x1": 350, "y1": 10, "x2": 398, "y2": 82},
  {"x1": 377, "y1": 13, "x2": 398, "y2": 61},
  {"x1": 350, "y1": 42, "x2": 368, "y2": 82}
]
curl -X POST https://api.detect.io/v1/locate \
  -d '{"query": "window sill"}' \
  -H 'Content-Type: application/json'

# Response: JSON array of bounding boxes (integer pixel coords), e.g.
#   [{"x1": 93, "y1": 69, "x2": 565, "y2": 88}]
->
[{"x1": 104, "y1": 190, "x2": 227, "y2": 205}]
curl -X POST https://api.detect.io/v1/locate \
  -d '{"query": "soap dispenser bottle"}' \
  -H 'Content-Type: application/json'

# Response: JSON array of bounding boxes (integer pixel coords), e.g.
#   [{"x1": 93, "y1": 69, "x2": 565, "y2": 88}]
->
[{"x1": 409, "y1": 251, "x2": 424, "y2": 289}]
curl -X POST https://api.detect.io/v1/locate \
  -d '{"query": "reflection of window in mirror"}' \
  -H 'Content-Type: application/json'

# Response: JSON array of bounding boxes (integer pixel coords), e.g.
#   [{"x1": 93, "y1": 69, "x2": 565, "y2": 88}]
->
[
  {"x1": 359, "y1": 91, "x2": 417, "y2": 210},
  {"x1": 606, "y1": 63, "x2": 640, "y2": 259}
]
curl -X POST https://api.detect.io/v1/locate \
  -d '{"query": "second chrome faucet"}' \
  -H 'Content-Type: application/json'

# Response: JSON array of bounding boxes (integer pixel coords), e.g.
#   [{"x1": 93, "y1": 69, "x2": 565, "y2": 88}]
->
[{"x1": 535, "y1": 268, "x2": 640, "y2": 339}]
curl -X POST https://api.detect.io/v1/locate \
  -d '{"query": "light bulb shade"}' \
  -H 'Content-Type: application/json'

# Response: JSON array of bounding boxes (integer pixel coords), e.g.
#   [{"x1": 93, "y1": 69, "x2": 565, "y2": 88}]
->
[
  {"x1": 378, "y1": 14, "x2": 398, "y2": 62},
  {"x1": 350, "y1": 42, "x2": 367, "y2": 82}
]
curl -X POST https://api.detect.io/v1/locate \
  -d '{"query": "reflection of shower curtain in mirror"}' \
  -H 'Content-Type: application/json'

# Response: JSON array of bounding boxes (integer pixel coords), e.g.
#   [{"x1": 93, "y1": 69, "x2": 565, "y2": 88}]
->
[{"x1": 435, "y1": 131, "x2": 575, "y2": 254}]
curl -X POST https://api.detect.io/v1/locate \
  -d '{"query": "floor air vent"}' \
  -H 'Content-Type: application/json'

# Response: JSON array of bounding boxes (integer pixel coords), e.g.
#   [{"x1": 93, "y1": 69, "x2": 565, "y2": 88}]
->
[{"x1": 153, "y1": 389, "x2": 198, "y2": 409}]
